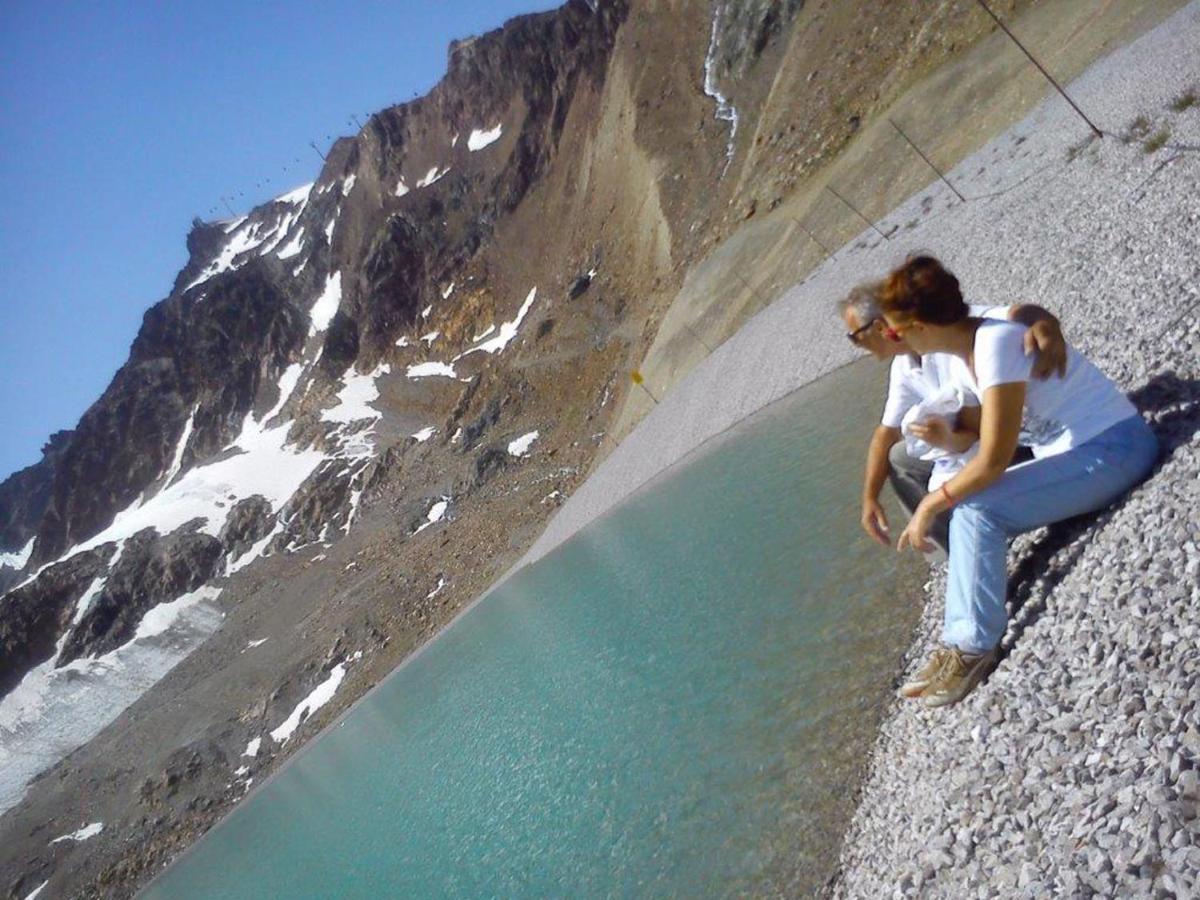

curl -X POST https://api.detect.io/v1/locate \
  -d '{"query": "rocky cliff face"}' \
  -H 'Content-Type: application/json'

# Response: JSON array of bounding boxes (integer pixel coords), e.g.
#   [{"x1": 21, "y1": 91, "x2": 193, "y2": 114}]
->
[{"x1": 0, "y1": 0, "x2": 635, "y2": 698}]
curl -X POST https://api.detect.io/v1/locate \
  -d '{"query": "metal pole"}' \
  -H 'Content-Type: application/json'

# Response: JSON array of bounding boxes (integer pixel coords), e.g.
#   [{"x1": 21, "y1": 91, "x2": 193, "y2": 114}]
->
[
  {"x1": 630, "y1": 371, "x2": 659, "y2": 405},
  {"x1": 309, "y1": 140, "x2": 327, "y2": 161},
  {"x1": 825, "y1": 185, "x2": 890, "y2": 241},
  {"x1": 888, "y1": 118, "x2": 967, "y2": 202},
  {"x1": 974, "y1": 0, "x2": 1103, "y2": 139}
]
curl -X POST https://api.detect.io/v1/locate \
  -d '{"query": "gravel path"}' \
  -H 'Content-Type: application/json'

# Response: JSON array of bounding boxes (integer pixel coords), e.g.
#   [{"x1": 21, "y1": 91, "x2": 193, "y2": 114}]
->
[{"x1": 828, "y1": 4, "x2": 1200, "y2": 898}]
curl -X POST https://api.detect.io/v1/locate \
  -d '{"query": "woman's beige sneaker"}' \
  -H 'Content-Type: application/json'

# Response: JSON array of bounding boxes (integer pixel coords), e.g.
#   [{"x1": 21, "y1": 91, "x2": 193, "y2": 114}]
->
[
  {"x1": 898, "y1": 648, "x2": 953, "y2": 698},
  {"x1": 921, "y1": 648, "x2": 997, "y2": 708}
]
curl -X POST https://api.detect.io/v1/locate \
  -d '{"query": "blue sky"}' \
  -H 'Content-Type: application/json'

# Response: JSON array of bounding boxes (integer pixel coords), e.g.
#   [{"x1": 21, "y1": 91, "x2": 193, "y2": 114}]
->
[{"x1": 0, "y1": 0, "x2": 560, "y2": 481}]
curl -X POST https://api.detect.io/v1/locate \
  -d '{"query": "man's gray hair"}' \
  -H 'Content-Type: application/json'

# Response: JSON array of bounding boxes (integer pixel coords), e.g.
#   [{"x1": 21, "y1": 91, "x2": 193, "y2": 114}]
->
[{"x1": 836, "y1": 281, "x2": 884, "y2": 324}]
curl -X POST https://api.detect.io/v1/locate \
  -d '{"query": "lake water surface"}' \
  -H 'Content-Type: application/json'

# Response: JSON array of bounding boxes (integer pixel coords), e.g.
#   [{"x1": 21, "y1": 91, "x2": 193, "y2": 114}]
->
[{"x1": 145, "y1": 359, "x2": 922, "y2": 898}]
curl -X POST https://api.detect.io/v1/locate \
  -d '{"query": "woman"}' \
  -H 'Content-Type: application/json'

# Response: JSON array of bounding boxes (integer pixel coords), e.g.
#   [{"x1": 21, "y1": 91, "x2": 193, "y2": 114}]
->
[{"x1": 877, "y1": 256, "x2": 1159, "y2": 707}]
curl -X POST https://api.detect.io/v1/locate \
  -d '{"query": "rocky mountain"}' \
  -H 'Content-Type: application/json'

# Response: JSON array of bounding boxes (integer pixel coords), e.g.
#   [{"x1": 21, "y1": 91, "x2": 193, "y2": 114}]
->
[{"x1": 0, "y1": 0, "x2": 1068, "y2": 894}]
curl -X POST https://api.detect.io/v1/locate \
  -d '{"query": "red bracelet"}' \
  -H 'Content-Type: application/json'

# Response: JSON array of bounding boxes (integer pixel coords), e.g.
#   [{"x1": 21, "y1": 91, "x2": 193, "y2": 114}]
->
[{"x1": 941, "y1": 484, "x2": 956, "y2": 507}]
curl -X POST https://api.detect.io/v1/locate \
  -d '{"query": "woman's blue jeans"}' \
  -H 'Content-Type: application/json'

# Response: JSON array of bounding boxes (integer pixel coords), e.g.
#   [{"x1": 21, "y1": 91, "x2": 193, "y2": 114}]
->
[{"x1": 944, "y1": 414, "x2": 1160, "y2": 653}]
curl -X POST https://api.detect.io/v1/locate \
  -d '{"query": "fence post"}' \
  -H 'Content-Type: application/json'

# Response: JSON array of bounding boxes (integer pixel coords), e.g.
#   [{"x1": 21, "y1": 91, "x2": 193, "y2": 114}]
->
[
  {"x1": 974, "y1": 0, "x2": 1103, "y2": 139},
  {"x1": 888, "y1": 118, "x2": 966, "y2": 203},
  {"x1": 825, "y1": 185, "x2": 890, "y2": 241}
]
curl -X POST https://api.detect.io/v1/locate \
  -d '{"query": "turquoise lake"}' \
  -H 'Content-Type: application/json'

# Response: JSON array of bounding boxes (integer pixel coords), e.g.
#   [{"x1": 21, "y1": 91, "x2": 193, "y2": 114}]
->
[{"x1": 145, "y1": 359, "x2": 921, "y2": 898}]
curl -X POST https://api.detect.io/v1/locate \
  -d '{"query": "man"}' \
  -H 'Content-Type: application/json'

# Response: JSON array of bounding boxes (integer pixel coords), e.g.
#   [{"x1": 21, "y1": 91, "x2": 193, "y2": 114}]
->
[{"x1": 838, "y1": 281, "x2": 1067, "y2": 557}]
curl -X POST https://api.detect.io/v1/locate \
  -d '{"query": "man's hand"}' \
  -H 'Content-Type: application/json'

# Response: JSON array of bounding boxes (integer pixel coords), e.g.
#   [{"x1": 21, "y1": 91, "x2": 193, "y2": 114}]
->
[
  {"x1": 1025, "y1": 318, "x2": 1068, "y2": 380},
  {"x1": 861, "y1": 497, "x2": 891, "y2": 547},
  {"x1": 897, "y1": 498, "x2": 937, "y2": 554}
]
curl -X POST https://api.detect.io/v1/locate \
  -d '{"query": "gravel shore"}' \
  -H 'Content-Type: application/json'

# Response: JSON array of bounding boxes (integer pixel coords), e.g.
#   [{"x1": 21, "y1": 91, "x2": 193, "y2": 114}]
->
[{"x1": 828, "y1": 5, "x2": 1200, "y2": 897}]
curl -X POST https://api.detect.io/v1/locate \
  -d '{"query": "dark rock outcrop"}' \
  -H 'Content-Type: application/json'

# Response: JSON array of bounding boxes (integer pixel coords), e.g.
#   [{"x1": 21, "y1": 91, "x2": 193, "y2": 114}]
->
[
  {"x1": 272, "y1": 461, "x2": 359, "y2": 550},
  {"x1": 473, "y1": 446, "x2": 511, "y2": 486},
  {"x1": 56, "y1": 525, "x2": 225, "y2": 665},
  {"x1": 0, "y1": 429, "x2": 73, "y2": 575},
  {"x1": 460, "y1": 398, "x2": 504, "y2": 451},
  {"x1": 0, "y1": 544, "x2": 115, "y2": 697},
  {"x1": 218, "y1": 496, "x2": 275, "y2": 560}
]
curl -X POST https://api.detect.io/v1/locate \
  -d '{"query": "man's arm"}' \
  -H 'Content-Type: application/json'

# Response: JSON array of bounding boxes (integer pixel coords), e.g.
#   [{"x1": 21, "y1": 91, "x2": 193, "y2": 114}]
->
[
  {"x1": 861, "y1": 424, "x2": 901, "y2": 546},
  {"x1": 1009, "y1": 304, "x2": 1067, "y2": 379}
]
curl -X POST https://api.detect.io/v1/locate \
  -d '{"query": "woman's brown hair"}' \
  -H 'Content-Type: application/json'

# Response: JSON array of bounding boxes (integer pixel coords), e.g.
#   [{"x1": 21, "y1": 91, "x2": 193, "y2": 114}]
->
[{"x1": 879, "y1": 255, "x2": 968, "y2": 326}]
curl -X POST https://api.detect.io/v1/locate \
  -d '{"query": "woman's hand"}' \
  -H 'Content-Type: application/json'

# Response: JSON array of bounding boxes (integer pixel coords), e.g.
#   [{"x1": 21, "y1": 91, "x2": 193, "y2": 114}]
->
[
  {"x1": 909, "y1": 416, "x2": 978, "y2": 453},
  {"x1": 861, "y1": 497, "x2": 891, "y2": 547},
  {"x1": 897, "y1": 496, "x2": 939, "y2": 554}
]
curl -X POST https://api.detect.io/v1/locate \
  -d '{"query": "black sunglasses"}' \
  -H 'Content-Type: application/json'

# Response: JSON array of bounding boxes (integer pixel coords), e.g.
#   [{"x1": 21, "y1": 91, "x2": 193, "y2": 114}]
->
[{"x1": 846, "y1": 317, "x2": 880, "y2": 345}]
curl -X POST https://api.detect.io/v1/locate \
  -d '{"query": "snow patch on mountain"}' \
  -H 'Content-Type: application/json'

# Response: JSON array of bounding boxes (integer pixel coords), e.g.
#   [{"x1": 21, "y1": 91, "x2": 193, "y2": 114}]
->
[
  {"x1": 161, "y1": 406, "x2": 197, "y2": 489},
  {"x1": 276, "y1": 227, "x2": 306, "y2": 260},
  {"x1": 50, "y1": 822, "x2": 103, "y2": 845},
  {"x1": 416, "y1": 165, "x2": 450, "y2": 188},
  {"x1": 63, "y1": 400, "x2": 327, "y2": 561},
  {"x1": 309, "y1": 272, "x2": 343, "y2": 335},
  {"x1": 269, "y1": 663, "x2": 346, "y2": 744},
  {"x1": 454, "y1": 286, "x2": 537, "y2": 359},
  {"x1": 413, "y1": 498, "x2": 449, "y2": 534},
  {"x1": 260, "y1": 363, "x2": 304, "y2": 427},
  {"x1": 321, "y1": 364, "x2": 390, "y2": 426},
  {"x1": 507, "y1": 431, "x2": 539, "y2": 457},
  {"x1": 136, "y1": 586, "x2": 222, "y2": 641},
  {"x1": 184, "y1": 222, "x2": 272, "y2": 291},
  {"x1": 68, "y1": 576, "x2": 107, "y2": 630},
  {"x1": 0, "y1": 538, "x2": 34, "y2": 571},
  {"x1": 275, "y1": 182, "x2": 314, "y2": 206},
  {"x1": 467, "y1": 124, "x2": 503, "y2": 151},
  {"x1": 406, "y1": 361, "x2": 462, "y2": 380}
]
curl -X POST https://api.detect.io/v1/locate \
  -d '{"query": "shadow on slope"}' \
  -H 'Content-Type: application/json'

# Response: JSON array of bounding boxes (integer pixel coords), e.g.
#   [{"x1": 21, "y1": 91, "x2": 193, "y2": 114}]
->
[{"x1": 998, "y1": 371, "x2": 1200, "y2": 664}]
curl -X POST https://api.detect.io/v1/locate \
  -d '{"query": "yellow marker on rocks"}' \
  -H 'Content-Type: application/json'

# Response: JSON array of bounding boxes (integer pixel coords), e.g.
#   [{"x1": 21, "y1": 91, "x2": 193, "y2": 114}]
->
[{"x1": 631, "y1": 370, "x2": 659, "y2": 405}]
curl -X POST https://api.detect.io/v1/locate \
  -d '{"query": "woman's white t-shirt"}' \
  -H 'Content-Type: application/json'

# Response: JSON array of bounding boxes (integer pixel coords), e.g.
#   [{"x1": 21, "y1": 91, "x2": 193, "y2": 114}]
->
[
  {"x1": 953, "y1": 320, "x2": 1137, "y2": 458},
  {"x1": 880, "y1": 305, "x2": 1006, "y2": 429}
]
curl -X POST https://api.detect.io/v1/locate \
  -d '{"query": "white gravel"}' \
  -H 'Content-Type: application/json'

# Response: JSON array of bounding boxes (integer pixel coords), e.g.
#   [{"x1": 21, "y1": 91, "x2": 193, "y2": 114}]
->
[
  {"x1": 511, "y1": 2, "x2": 1199, "y2": 896},
  {"x1": 825, "y1": 6, "x2": 1200, "y2": 898}
]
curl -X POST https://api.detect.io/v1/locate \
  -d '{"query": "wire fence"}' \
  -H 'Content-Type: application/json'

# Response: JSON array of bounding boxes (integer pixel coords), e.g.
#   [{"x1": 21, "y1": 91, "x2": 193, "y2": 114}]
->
[{"x1": 641, "y1": 0, "x2": 1199, "y2": 398}]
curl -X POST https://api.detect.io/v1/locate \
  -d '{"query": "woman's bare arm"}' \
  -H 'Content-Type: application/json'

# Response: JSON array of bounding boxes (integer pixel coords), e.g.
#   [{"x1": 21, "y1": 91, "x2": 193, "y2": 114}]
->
[{"x1": 897, "y1": 383, "x2": 1025, "y2": 552}]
